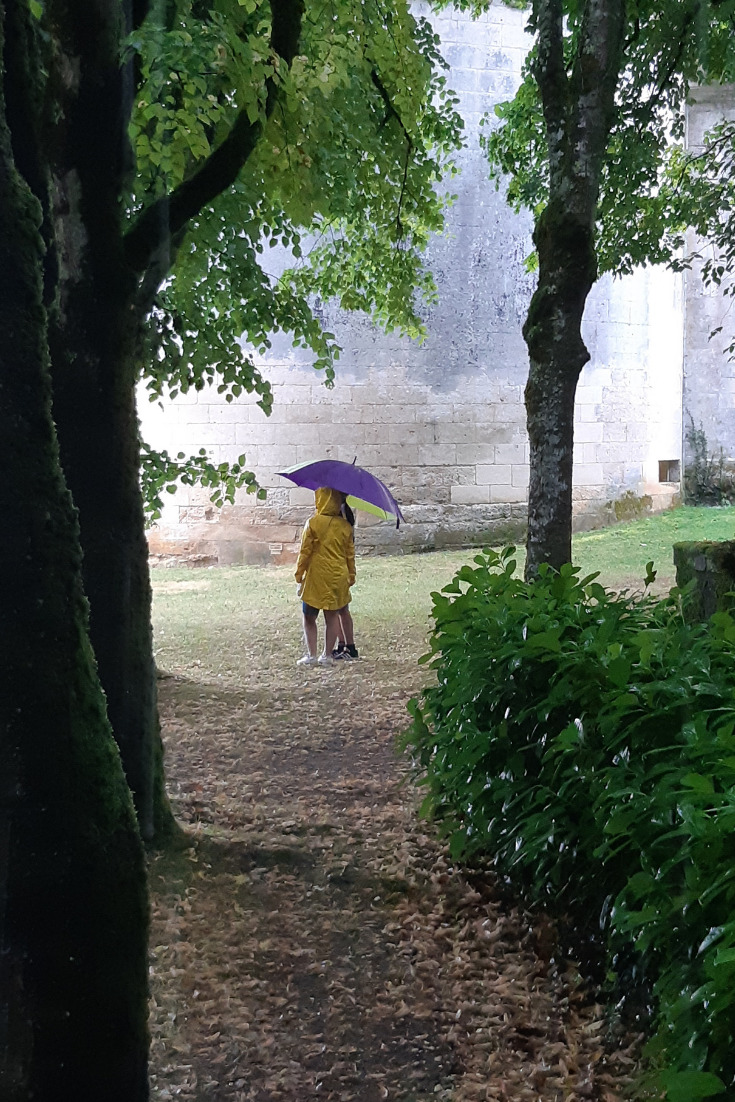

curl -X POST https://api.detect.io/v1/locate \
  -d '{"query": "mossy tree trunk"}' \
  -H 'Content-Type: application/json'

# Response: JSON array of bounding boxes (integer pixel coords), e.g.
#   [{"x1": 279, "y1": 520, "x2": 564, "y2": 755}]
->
[
  {"x1": 40, "y1": 0, "x2": 303, "y2": 843},
  {"x1": 43, "y1": 0, "x2": 174, "y2": 843},
  {"x1": 523, "y1": 0, "x2": 625, "y2": 578},
  {"x1": 0, "y1": 1, "x2": 149, "y2": 1096}
]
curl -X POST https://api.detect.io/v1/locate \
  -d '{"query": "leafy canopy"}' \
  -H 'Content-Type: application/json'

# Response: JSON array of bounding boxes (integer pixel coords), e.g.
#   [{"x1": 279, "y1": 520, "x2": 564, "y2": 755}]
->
[
  {"x1": 476, "y1": 0, "x2": 735, "y2": 277},
  {"x1": 127, "y1": 0, "x2": 464, "y2": 516}
]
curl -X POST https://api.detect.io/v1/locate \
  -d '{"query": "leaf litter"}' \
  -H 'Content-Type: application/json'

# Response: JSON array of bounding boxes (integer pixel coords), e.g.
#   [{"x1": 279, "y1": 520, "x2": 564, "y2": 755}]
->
[{"x1": 149, "y1": 633, "x2": 644, "y2": 1101}]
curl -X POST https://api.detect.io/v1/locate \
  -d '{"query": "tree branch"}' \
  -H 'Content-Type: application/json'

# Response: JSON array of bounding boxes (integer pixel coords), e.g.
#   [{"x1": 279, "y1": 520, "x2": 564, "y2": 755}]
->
[
  {"x1": 131, "y1": 0, "x2": 152, "y2": 34},
  {"x1": 134, "y1": 225, "x2": 187, "y2": 319},
  {"x1": 638, "y1": 0, "x2": 697, "y2": 120},
  {"x1": 124, "y1": 0, "x2": 304, "y2": 276},
  {"x1": 532, "y1": 0, "x2": 567, "y2": 178},
  {"x1": 371, "y1": 69, "x2": 414, "y2": 236},
  {"x1": 565, "y1": 0, "x2": 625, "y2": 214}
]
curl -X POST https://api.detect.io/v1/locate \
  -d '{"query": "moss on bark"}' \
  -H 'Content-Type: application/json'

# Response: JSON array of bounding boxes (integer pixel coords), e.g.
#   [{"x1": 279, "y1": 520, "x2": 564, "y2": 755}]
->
[
  {"x1": 673, "y1": 541, "x2": 735, "y2": 622},
  {"x1": 0, "y1": 3, "x2": 149, "y2": 1095},
  {"x1": 44, "y1": 0, "x2": 176, "y2": 843}
]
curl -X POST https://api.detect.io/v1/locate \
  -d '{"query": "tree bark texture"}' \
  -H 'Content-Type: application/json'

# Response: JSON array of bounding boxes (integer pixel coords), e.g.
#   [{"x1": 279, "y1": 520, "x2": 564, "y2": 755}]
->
[
  {"x1": 43, "y1": 0, "x2": 173, "y2": 842},
  {"x1": 523, "y1": 0, "x2": 625, "y2": 577},
  {"x1": 0, "y1": 2, "x2": 149, "y2": 1096},
  {"x1": 43, "y1": 0, "x2": 304, "y2": 842}
]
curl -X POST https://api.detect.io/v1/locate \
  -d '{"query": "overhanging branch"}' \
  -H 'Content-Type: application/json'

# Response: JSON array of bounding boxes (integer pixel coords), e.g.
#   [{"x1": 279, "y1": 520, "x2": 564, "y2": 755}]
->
[
  {"x1": 371, "y1": 69, "x2": 414, "y2": 236},
  {"x1": 124, "y1": 0, "x2": 304, "y2": 277}
]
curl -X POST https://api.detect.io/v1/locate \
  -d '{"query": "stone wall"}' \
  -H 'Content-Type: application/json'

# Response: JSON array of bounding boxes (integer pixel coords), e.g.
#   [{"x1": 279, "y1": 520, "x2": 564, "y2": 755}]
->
[
  {"x1": 141, "y1": 1, "x2": 683, "y2": 567},
  {"x1": 682, "y1": 86, "x2": 735, "y2": 477}
]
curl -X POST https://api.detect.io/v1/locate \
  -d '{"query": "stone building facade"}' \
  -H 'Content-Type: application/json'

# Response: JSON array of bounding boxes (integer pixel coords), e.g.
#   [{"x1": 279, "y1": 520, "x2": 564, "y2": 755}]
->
[
  {"x1": 682, "y1": 85, "x2": 735, "y2": 469},
  {"x1": 141, "y1": 3, "x2": 728, "y2": 567}
]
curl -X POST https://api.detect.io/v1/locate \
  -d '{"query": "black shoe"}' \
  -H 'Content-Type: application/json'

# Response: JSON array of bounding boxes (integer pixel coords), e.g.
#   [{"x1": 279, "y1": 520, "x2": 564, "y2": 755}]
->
[{"x1": 337, "y1": 644, "x2": 358, "y2": 660}]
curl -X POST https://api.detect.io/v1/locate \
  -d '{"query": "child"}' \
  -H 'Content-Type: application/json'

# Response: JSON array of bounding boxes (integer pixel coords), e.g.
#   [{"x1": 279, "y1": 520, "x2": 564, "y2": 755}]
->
[
  {"x1": 294, "y1": 487, "x2": 356, "y2": 665},
  {"x1": 332, "y1": 499, "x2": 359, "y2": 659}
]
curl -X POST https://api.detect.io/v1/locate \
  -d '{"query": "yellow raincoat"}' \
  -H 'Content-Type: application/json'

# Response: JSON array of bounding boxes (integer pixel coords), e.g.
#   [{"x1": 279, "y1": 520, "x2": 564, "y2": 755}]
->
[{"x1": 295, "y1": 487, "x2": 356, "y2": 610}]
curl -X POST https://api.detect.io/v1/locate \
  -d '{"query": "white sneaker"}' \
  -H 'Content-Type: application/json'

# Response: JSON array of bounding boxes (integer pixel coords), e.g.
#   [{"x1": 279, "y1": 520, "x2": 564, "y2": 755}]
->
[
  {"x1": 317, "y1": 654, "x2": 335, "y2": 665},
  {"x1": 297, "y1": 655, "x2": 318, "y2": 666}
]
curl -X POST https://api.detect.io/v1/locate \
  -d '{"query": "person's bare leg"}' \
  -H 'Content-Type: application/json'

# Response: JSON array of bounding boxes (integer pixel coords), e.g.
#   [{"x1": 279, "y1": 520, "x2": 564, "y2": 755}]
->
[
  {"x1": 323, "y1": 609, "x2": 340, "y2": 657},
  {"x1": 338, "y1": 607, "x2": 354, "y2": 646},
  {"x1": 303, "y1": 613, "x2": 318, "y2": 656}
]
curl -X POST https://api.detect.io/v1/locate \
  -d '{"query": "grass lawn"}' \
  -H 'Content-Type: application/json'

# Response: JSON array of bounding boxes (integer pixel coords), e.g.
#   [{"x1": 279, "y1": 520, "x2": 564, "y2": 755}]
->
[
  {"x1": 573, "y1": 504, "x2": 735, "y2": 591},
  {"x1": 151, "y1": 506, "x2": 735, "y2": 680}
]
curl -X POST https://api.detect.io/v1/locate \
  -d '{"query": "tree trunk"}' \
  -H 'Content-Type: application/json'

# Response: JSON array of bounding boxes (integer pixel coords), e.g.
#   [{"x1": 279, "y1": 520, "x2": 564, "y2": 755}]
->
[
  {"x1": 0, "y1": 1, "x2": 149, "y2": 1096},
  {"x1": 44, "y1": 0, "x2": 175, "y2": 842},
  {"x1": 523, "y1": 201, "x2": 595, "y2": 574},
  {"x1": 49, "y1": 302, "x2": 172, "y2": 843},
  {"x1": 523, "y1": 0, "x2": 625, "y2": 578}
]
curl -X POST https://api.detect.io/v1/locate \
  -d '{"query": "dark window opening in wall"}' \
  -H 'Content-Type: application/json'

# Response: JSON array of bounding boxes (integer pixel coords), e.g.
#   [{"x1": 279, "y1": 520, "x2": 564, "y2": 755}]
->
[{"x1": 659, "y1": 459, "x2": 681, "y2": 483}]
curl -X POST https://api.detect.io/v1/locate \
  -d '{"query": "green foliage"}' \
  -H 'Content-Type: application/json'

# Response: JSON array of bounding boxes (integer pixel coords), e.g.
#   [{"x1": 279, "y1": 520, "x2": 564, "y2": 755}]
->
[
  {"x1": 127, "y1": 0, "x2": 463, "y2": 513},
  {"x1": 404, "y1": 547, "x2": 735, "y2": 1097},
  {"x1": 128, "y1": 2, "x2": 463, "y2": 371},
  {"x1": 660, "y1": 120, "x2": 735, "y2": 358},
  {"x1": 140, "y1": 440, "x2": 264, "y2": 523},
  {"x1": 684, "y1": 419, "x2": 735, "y2": 506},
  {"x1": 481, "y1": 1, "x2": 735, "y2": 278}
]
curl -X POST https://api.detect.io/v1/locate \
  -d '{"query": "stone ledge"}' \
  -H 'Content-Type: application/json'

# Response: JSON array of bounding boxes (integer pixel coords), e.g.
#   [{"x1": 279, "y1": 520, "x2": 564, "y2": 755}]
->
[{"x1": 147, "y1": 503, "x2": 528, "y2": 565}]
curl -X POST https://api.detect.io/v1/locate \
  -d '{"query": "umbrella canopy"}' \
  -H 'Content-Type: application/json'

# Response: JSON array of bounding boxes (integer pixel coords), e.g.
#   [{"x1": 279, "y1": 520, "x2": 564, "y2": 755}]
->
[{"x1": 278, "y1": 459, "x2": 404, "y2": 528}]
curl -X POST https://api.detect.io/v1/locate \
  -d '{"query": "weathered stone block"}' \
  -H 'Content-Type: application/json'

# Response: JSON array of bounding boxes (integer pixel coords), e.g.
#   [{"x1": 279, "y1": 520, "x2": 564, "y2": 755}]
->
[
  {"x1": 574, "y1": 420, "x2": 604, "y2": 444},
  {"x1": 475, "y1": 463, "x2": 511, "y2": 485},
  {"x1": 576, "y1": 443, "x2": 600, "y2": 465},
  {"x1": 434, "y1": 421, "x2": 478, "y2": 444},
  {"x1": 489, "y1": 484, "x2": 527, "y2": 504},
  {"x1": 289, "y1": 487, "x2": 315, "y2": 506},
  {"x1": 451, "y1": 484, "x2": 491, "y2": 504},
  {"x1": 456, "y1": 443, "x2": 496, "y2": 464},
  {"x1": 235, "y1": 422, "x2": 278, "y2": 445},
  {"x1": 500, "y1": 22, "x2": 533, "y2": 50},
  {"x1": 674, "y1": 541, "x2": 735, "y2": 621},
  {"x1": 576, "y1": 385, "x2": 604, "y2": 406},
  {"x1": 511, "y1": 464, "x2": 529, "y2": 487},
  {"x1": 317, "y1": 422, "x2": 366, "y2": 446},
  {"x1": 575, "y1": 463, "x2": 605, "y2": 486},
  {"x1": 417, "y1": 444, "x2": 457, "y2": 466},
  {"x1": 387, "y1": 422, "x2": 436, "y2": 445},
  {"x1": 495, "y1": 443, "x2": 526, "y2": 465}
]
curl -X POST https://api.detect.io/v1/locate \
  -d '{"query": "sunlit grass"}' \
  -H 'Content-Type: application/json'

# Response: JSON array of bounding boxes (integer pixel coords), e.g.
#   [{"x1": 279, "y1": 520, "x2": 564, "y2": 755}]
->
[
  {"x1": 574, "y1": 505, "x2": 735, "y2": 591},
  {"x1": 151, "y1": 506, "x2": 735, "y2": 675}
]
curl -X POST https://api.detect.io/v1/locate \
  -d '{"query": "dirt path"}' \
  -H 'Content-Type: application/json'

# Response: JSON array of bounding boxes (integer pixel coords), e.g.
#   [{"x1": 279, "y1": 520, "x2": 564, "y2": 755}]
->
[{"x1": 148, "y1": 650, "x2": 642, "y2": 1102}]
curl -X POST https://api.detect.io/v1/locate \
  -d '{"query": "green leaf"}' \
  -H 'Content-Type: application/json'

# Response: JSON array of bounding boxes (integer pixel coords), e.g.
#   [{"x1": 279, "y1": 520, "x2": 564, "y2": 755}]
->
[
  {"x1": 659, "y1": 1070, "x2": 725, "y2": 1101},
  {"x1": 607, "y1": 655, "x2": 631, "y2": 688},
  {"x1": 681, "y1": 773, "x2": 715, "y2": 795},
  {"x1": 524, "y1": 628, "x2": 562, "y2": 653},
  {"x1": 626, "y1": 871, "x2": 656, "y2": 899},
  {"x1": 604, "y1": 809, "x2": 636, "y2": 836}
]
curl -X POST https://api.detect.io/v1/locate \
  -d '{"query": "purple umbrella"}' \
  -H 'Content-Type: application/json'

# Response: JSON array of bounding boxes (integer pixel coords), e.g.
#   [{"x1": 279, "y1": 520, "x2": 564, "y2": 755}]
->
[{"x1": 278, "y1": 459, "x2": 404, "y2": 528}]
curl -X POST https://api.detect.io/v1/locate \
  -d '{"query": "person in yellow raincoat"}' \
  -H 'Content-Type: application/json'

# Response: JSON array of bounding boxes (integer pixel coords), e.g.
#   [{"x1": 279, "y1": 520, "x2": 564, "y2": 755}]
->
[{"x1": 295, "y1": 487, "x2": 356, "y2": 665}]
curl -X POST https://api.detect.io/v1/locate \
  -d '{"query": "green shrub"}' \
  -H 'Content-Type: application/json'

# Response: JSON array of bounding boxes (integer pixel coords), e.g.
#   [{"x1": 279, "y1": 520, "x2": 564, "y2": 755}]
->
[{"x1": 404, "y1": 548, "x2": 735, "y2": 1099}]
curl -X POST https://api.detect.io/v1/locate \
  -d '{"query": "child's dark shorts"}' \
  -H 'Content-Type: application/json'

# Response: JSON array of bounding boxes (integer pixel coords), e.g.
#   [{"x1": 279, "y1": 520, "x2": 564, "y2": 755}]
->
[{"x1": 302, "y1": 601, "x2": 320, "y2": 618}]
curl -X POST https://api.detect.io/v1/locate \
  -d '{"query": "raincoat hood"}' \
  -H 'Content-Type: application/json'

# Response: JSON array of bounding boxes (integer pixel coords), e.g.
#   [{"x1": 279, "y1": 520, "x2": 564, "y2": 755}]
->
[{"x1": 314, "y1": 487, "x2": 343, "y2": 516}]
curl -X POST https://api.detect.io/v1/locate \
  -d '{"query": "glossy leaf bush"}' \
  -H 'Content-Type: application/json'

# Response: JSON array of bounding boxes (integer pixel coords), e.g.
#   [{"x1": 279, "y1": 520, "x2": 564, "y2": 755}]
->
[{"x1": 404, "y1": 548, "x2": 735, "y2": 1098}]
